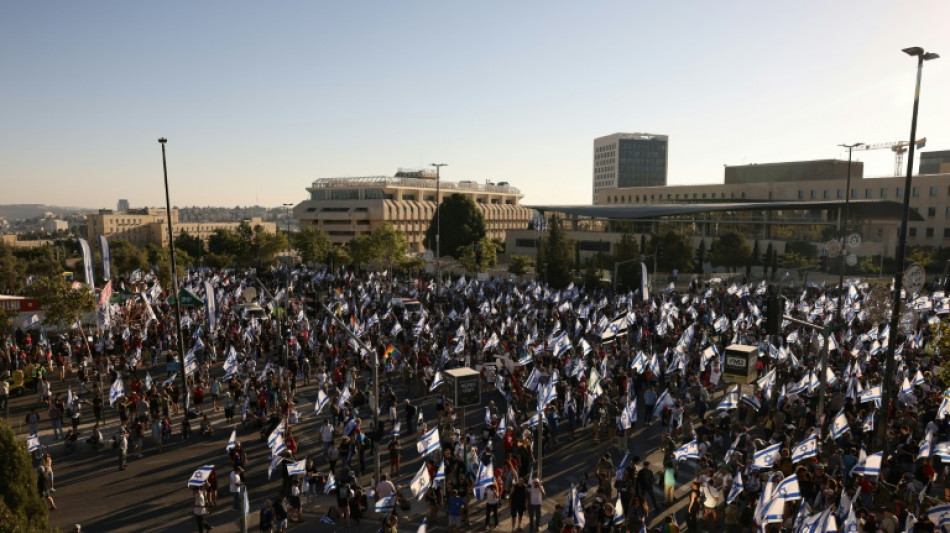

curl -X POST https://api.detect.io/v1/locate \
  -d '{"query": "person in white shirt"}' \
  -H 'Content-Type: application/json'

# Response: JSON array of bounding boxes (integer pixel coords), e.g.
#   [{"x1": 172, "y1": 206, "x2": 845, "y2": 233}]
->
[
  {"x1": 527, "y1": 478, "x2": 545, "y2": 532},
  {"x1": 230, "y1": 466, "x2": 244, "y2": 511},
  {"x1": 320, "y1": 419, "x2": 335, "y2": 454},
  {"x1": 376, "y1": 474, "x2": 396, "y2": 499},
  {"x1": 193, "y1": 487, "x2": 213, "y2": 532}
]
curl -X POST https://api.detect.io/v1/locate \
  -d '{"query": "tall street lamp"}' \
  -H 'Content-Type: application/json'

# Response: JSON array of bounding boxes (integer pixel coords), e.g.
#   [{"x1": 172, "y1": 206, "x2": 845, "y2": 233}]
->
[
  {"x1": 282, "y1": 203, "x2": 294, "y2": 256},
  {"x1": 158, "y1": 138, "x2": 189, "y2": 412},
  {"x1": 879, "y1": 46, "x2": 939, "y2": 447},
  {"x1": 431, "y1": 163, "x2": 448, "y2": 297},
  {"x1": 834, "y1": 142, "x2": 864, "y2": 320}
]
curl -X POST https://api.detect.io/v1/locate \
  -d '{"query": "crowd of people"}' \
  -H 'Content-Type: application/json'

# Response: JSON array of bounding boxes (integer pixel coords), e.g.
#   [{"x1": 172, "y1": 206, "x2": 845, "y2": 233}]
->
[{"x1": 3, "y1": 264, "x2": 950, "y2": 533}]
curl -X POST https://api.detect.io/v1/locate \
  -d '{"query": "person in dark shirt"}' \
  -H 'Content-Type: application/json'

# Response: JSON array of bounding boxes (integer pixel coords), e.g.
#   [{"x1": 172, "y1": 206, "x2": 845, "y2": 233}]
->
[
  {"x1": 509, "y1": 479, "x2": 528, "y2": 532},
  {"x1": 637, "y1": 461, "x2": 658, "y2": 511}
]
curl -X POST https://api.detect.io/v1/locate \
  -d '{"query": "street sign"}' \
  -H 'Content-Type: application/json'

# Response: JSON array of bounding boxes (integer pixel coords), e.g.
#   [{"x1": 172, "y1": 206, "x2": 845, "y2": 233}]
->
[
  {"x1": 723, "y1": 344, "x2": 758, "y2": 384},
  {"x1": 443, "y1": 367, "x2": 481, "y2": 408}
]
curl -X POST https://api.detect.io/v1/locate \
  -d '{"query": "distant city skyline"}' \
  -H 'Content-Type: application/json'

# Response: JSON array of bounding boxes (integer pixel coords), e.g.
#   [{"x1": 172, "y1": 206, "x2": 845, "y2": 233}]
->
[{"x1": 1, "y1": 2, "x2": 948, "y2": 208}]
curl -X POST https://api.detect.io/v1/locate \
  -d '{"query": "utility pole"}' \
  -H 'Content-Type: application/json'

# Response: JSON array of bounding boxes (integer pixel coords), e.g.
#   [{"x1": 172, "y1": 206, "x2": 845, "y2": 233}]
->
[
  {"x1": 835, "y1": 143, "x2": 864, "y2": 322},
  {"x1": 159, "y1": 138, "x2": 189, "y2": 412},
  {"x1": 880, "y1": 47, "x2": 939, "y2": 448},
  {"x1": 431, "y1": 164, "x2": 447, "y2": 298}
]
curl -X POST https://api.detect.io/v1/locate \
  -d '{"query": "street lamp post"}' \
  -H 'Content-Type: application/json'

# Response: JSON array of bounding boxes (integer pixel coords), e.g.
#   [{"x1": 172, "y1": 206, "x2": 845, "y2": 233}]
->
[
  {"x1": 431, "y1": 164, "x2": 447, "y2": 297},
  {"x1": 158, "y1": 138, "x2": 189, "y2": 412},
  {"x1": 282, "y1": 203, "x2": 293, "y2": 257},
  {"x1": 879, "y1": 46, "x2": 939, "y2": 447},
  {"x1": 835, "y1": 143, "x2": 864, "y2": 321}
]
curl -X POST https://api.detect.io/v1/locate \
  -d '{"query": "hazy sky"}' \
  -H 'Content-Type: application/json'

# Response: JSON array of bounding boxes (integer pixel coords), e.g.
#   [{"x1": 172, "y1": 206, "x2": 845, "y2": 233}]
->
[{"x1": 2, "y1": 1, "x2": 949, "y2": 210}]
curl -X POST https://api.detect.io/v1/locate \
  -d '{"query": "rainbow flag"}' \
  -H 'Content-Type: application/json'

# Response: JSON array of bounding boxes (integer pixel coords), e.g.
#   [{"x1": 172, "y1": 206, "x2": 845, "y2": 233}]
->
[{"x1": 383, "y1": 345, "x2": 398, "y2": 363}]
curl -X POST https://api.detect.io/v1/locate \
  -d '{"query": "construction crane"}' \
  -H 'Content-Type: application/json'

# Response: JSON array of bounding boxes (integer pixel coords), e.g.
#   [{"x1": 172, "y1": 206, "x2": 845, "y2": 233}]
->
[{"x1": 853, "y1": 137, "x2": 927, "y2": 176}]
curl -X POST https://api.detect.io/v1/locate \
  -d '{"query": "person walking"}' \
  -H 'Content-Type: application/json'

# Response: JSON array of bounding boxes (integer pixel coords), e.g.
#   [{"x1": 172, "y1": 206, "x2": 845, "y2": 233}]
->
[
  {"x1": 509, "y1": 479, "x2": 527, "y2": 533},
  {"x1": 117, "y1": 427, "x2": 129, "y2": 470},
  {"x1": 230, "y1": 467, "x2": 245, "y2": 510},
  {"x1": 192, "y1": 486, "x2": 213, "y2": 532},
  {"x1": 485, "y1": 480, "x2": 501, "y2": 529},
  {"x1": 528, "y1": 478, "x2": 545, "y2": 533}
]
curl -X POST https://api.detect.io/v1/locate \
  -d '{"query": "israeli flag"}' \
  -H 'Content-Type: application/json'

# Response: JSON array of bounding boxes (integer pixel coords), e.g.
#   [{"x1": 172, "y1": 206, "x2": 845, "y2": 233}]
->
[
  {"x1": 77, "y1": 237, "x2": 96, "y2": 293},
  {"x1": 483, "y1": 332, "x2": 500, "y2": 352},
  {"x1": 935, "y1": 442, "x2": 950, "y2": 463},
  {"x1": 752, "y1": 443, "x2": 781, "y2": 469},
  {"x1": 914, "y1": 370, "x2": 926, "y2": 386},
  {"x1": 773, "y1": 474, "x2": 802, "y2": 502},
  {"x1": 538, "y1": 382, "x2": 558, "y2": 412},
  {"x1": 161, "y1": 373, "x2": 177, "y2": 389},
  {"x1": 24, "y1": 313, "x2": 40, "y2": 329},
  {"x1": 799, "y1": 507, "x2": 837, "y2": 533},
  {"x1": 919, "y1": 429, "x2": 935, "y2": 460},
  {"x1": 410, "y1": 463, "x2": 432, "y2": 500},
  {"x1": 269, "y1": 433, "x2": 286, "y2": 457},
  {"x1": 416, "y1": 427, "x2": 441, "y2": 456},
  {"x1": 830, "y1": 410, "x2": 850, "y2": 440},
  {"x1": 842, "y1": 501, "x2": 859, "y2": 533},
  {"x1": 473, "y1": 462, "x2": 495, "y2": 500},
  {"x1": 579, "y1": 338, "x2": 592, "y2": 356},
  {"x1": 619, "y1": 399, "x2": 637, "y2": 430},
  {"x1": 66, "y1": 386, "x2": 75, "y2": 409},
  {"x1": 727, "y1": 471, "x2": 743, "y2": 504},
  {"x1": 673, "y1": 440, "x2": 700, "y2": 462},
  {"x1": 391, "y1": 321, "x2": 403, "y2": 337},
  {"x1": 429, "y1": 371, "x2": 443, "y2": 392},
  {"x1": 495, "y1": 415, "x2": 508, "y2": 438},
  {"x1": 375, "y1": 494, "x2": 397, "y2": 514},
  {"x1": 204, "y1": 280, "x2": 217, "y2": 330},
  {"x1": 226, "y1": 429, "x2": 237, "y2": 452},
  {"x1": 572, "y1": 487, "x2": 586, "y2": 527},
  {"x1": 188, "y1": 465, "x2": 215, "y2": 488},
  {"x1": 723, "y1": 433, "x2": 744, "y2": 463},
  {"x1": 267, "y1": 454, "x2": 282, "y2": 480},
  {"x1": 417, "y1": 518, "x2": 428, "y2": 533},
  {"x1": 613, "y1": 492, "x2": 625, "y2": 525},
  {"x1": 552, "y1": 333, "x2": 573, "y2": 358},
  {"x1": 314, "y1": 389, "x2": 329, "y2": 414},
  {"x1": 27, "y1": 434, "x2": 41, "y2": 452},
  {"x1": 286, "y1": 457, "x2": 307, "y2": 476},
  {"x1": 432, "y1": 460, "x2": 446, "y2": 487},
  {"x1": 651, "y1": 389, "x2": 675, "y2": 420},
  {"x1": 324, "y1": 472, "x2": 337, "y2": 494},
  {"x1": 392, "y1": 421, "x2": 401, "y2": 437},
  {"x1": 615, "y1": 452, "x2": 630, "y2": 481},
  {"x1": 862, "y1": 412, "x2": 875, "y2": 432},
  {"x1": 109, "y1": 378, "x2": 126, "y2": 407},
  {"x1": 791, "y1": 433, "x2": 817, "y2": 464},
  {"x1": 860, "y1": 385, "x2": 882, "y2": 407},
  {"x1": 718, "y1": 387, "x2": 739, "y2": 410},
  {"x1": 337, "y1": 387, "x2": 351, "y2": 410},
  {"x1": 851, "y1": 451, "x2": 883, "y2": 477}
]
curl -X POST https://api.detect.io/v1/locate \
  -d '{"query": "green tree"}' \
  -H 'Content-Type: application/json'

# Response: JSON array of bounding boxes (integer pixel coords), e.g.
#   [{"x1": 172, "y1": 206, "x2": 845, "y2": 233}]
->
[
  {"x1": 399, "y1": 256, "x2": 426, "y2": 273},
  {"x1": 543, "y1": 216, "x2": 574, "y2": 289},
  {"x1": 347, "y1": 234, "x2": 375, "y2": 269},
  {"x1": 0, "y1": 421, "x2": 48, "y2": 532},
  {"x1": 613, "y1": 231, "x2": 640, "y2": 287},
  {"x1": 779, "y1": 251, "x2": 811, "y2": 269},
  {"x1": 174, "y1": 231, "x2": 204, "y2": 260},
  {"x1": 508, "y1": 255, "x2": 535, "y2": 277},
  {"x1": 860, "y1": 256, "x2": 881, "y2": 276},
  {"x1": 0, "y1": 241, "x2": 26, "y2": 294},
  {"x1": 907, "y1": 247, "x2": 935, "y2": 270},
  {"x1": 327, "y1": 244, "x2": 351, "y2": 268},
  {"x1": 19, "y1": 246, "x2": 63, "y2": 278},
  {"x1": 649, "y1": 231, "x2": 694, "y2": 273},
  {"x1": 203, "y1": 253, "x2": 234, "y2": 269},
  {"x1": 695, "y1": 239, "x2": 706, "y2": 275},
  {"x1": 208, "y1": 227, "x2": 250, "y2": 262},
  {"x1": 371, "y1": 222, "x2": 409, "y2": 268},
  {"x1": 145, "y1": 245, "x2": 193, "y2": 290},
  {"x1": 423, "y1": 193, "x2": 486, "y2": 259},
  {"x1": 109, "y1": 240, "x2": 147, "y2": 277},
  {"x1": 457, "y1": 237, "x2": 499, "y2": 273},
  {"x1": 29, "y1": 275, "x2": 96, "y2": 328},
  {"x1": 249, "y1": 224, "x2": 289, "y2": 265},
  {"x1": 292, "y1": 226, "x2": 332, "y2": 265},
  {"x1": 751, "y1": 240, "x2": 761, "y2": 267},
  {"x1": 785, "y1": 240, "x2": 818, "y2": 259},
  {"x1": 709, "y1": 231, "x2": 751, "y2": 272}
]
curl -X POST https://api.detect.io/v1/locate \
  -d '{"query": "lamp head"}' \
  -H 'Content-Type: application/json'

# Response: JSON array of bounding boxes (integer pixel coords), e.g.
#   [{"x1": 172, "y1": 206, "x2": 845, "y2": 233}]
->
[
  {"x1": 158, "y1": 137, "x2": 167, "y2": 144},
  {"x1": 922, "y1": 52, "x2": 939, "y2": 61}
]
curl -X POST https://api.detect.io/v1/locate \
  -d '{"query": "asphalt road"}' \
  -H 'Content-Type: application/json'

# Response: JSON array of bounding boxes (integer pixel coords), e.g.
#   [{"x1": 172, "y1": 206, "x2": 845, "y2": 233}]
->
[{"x1": 5, "y1": 363, "x2": 700, "y2": 533}]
